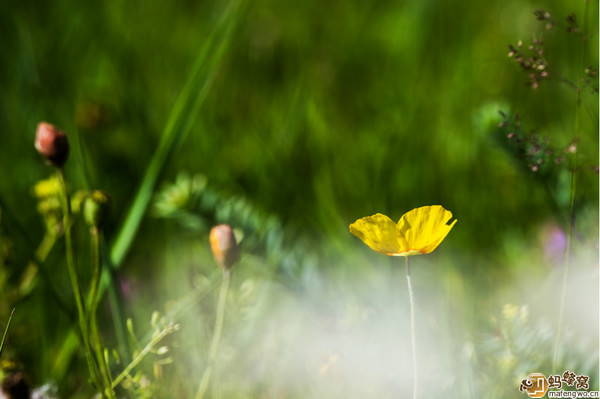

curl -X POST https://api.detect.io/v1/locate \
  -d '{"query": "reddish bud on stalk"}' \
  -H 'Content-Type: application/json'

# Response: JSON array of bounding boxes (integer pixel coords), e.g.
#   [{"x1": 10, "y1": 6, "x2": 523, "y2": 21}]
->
[
  {"x1": 35, "y1": 122, "x2": 69, "y2": 167},
  {"x1": 210, "y1": 224, "x2": 240, "y2": 270}
]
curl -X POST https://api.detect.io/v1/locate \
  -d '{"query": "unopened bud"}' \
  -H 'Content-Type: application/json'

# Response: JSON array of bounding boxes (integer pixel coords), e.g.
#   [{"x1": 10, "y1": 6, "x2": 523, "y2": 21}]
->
[
  {"x1": 35, "y1": 122, "x2": 69, "y2": 167},
  {"x1": 209, "y1": 224, "x2": 240, "y2": 270},
  {"x1": 83, "y1": 190, "x2": 111, "y2": 229}
]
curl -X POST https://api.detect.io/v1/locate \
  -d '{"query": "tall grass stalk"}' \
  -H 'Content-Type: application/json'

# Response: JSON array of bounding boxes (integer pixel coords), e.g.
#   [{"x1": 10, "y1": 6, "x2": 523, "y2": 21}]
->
[{"x1": 552, "y1": 0, "x2": 590, "y2": 373}]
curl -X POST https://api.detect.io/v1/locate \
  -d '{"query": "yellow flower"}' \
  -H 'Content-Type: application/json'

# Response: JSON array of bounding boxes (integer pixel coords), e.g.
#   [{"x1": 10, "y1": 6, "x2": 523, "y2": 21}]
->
[
  {"x1": 32, "y1": 176, "x2": 60, "y2": 198},
  {"x1": 349, "y1": 205, "x2": 457, "y2": 256}
]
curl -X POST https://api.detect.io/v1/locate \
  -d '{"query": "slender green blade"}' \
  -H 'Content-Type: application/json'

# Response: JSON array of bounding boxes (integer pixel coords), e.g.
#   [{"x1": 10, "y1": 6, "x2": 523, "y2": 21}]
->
[
  {"x1": 53, "y1": 0, "x2": 246, "y2": 381},
  {"x1": 0, "y1": 308, "x2": 15, "y2": 359},
  {"x1": 110, "y1": 0, "x2": 245, "y2": 269}
]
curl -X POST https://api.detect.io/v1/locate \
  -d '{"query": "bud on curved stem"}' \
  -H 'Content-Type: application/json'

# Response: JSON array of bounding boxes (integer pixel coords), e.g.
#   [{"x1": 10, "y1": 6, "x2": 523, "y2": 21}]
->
[
  {"x1": 83, "y1": 191, "x2": 111, "y2": 230},
  {"x1": 196, "y1": 224, "x2": 240, "y2": 399},
  {"x1": 35, "y1": 122, "x2": 69, "y2": 167},
  {"x1": 209, "y1": 224, "x2": 240, "y2": 270}
]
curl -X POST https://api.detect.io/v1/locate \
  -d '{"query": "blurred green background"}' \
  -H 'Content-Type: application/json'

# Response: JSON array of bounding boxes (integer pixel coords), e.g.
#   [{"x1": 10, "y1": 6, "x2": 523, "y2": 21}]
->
[{"x1": 0, "y1": 0, "x2": 598, "y2": 397}]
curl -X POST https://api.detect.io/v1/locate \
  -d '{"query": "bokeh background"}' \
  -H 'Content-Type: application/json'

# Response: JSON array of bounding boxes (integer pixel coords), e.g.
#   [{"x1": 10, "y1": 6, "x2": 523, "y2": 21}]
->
[{"x1": 0, "y1": 0, "x2": 598, "y2": 398}]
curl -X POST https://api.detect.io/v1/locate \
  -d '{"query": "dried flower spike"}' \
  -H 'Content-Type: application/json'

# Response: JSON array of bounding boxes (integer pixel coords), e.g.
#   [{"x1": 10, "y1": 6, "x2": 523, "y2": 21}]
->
[
  {"x1": 35, "y1": 122, "x2": 69, "y2": 167},
  {"x1": 210, "y1": 224, "x2": 240, "y2": 270},
  {"x1": 534, "y1": 9, "x2": 551, "y2": 21}
]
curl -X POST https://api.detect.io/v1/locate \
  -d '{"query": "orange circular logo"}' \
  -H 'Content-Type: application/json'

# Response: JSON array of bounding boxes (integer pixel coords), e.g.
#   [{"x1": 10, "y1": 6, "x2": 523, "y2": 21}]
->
[{"x1": 523, "y1": 373, "x2": 548, "y2": 398}]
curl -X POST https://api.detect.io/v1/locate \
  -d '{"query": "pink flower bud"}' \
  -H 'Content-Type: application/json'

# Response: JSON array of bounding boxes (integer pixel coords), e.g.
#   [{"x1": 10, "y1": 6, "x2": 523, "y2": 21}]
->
[
  {"x1": 209, "y1": 224, "x2": 240, "y2": 270},
  {"x1": 35, "y1": 122, "x2": 69, "y2": 167}
]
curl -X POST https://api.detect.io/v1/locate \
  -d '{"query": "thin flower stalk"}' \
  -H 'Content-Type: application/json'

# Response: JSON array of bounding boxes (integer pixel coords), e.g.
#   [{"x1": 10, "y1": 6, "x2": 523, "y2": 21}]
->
[
  {"x1": 90, "y1": 226, "x2": 116, "y2": 399},
  {"x1": 405, "y1": 257, "x2": 418, "y2": 399},
  {"x1": 57, "y1": 169, "x2": 105, "y2": 396},
  {"x1": 195, "y1": 224, "x2": 240, "y2": 399},
  {"x1": 195, "y1": 269, "x2": 231, "y2": 399}
]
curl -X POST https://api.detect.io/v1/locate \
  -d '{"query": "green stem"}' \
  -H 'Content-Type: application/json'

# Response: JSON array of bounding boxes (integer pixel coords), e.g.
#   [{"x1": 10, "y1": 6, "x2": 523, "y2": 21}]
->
[
  {"x1": 405, "y1": 257, "x2": 417, "y2": 399},
  {"x1": 106, "y1": 263, "x2": 130, "y2": 363},
  {"x1": 0, "y1": 196, "x2": 77, "y2": 324},
  {"x1": 57, "y1": 169, "x2": 105, "y2": 396},
  {"x1": 195, "y1": 270, "x2": 231, "y2": 399},
  {"x1": 0, "y1": 308, "x2": 15, "y2": 359},
  {"x1": 85, "y1": 237, "x2": 130, "y2": 364},
  {"x1": 551, "y1": 0, "x2": 588, "y2": 373},
  {"x1": 0, "y1": 197, "x2": 71, "y2": 316},
  {"x1": 94, "y1": 238, "x2": 130, "y2": 365},
  {"x1": 110, "y1": 325, "x2": 173, "y2": 390},
  {"x1": 90, "y1": 227, "x2": 116, "y2": 399}
]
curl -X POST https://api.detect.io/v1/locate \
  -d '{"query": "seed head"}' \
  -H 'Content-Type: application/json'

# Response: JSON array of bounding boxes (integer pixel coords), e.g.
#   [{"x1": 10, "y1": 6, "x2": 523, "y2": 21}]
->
[
  {"x1": 534, "y1": 10, "x2": 551, "y2": 21},
  {"x1": 210, "y1": 224, "x2": 240, "y2": 270},
  {"x1": 35, "y1": 122, "x2": 69, "y2": 167}
]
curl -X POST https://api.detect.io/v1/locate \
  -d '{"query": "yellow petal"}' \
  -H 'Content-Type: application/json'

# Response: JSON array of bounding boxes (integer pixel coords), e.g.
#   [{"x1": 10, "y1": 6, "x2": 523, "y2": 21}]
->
[
  {"x1": 349, "y1": 213, "x2": 402, "y2": 255},
  {"x1": 397, "y1": 205, "x2": 457, "y2": 255}
]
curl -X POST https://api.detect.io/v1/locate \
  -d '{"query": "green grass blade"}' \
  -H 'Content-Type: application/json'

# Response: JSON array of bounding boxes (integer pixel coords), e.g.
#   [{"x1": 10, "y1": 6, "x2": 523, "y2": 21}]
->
[
  {"x1": 51, "y1": 0, "x2": 246, "y2": 380},
  {"x1": 109, "y1": 0, "x2": 246, "y2": 269},
  {"x1": 0, "y1": 308, "x2": 15, "y2": 359},
  {"x1": 104, "y1": 0, "x2": 244, "y2": 359}
]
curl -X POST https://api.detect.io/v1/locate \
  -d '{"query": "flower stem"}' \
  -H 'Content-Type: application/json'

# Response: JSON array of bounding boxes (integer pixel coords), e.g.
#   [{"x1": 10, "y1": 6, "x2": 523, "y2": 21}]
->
[
  {"x1": 405, "y1": 256, "x2": 418, "y2": 399},
  {"x1": 110, "y1": 324, "x2": 174, "y2": 390},
  {"x1": 56, "y1": 169, "x2": 105, "y2": 396},
  {"x1": 551, "y1": 0, "x2": 589, "y2": 374},
  {"x1": 0, "y1": 308, "x2": 15, "y2": 360},
  {"x1": 195, "y1": 269, "x2": 231, "y2": 399},
  {"x1": 90, "y1": 227, "x2": 116, "y2": 399}
]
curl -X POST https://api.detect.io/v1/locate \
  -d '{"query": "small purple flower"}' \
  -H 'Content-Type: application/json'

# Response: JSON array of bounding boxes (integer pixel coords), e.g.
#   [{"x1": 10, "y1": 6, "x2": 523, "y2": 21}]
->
[{"x1": 542, "y1": 225, "x2": 566, "y2": 259}]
